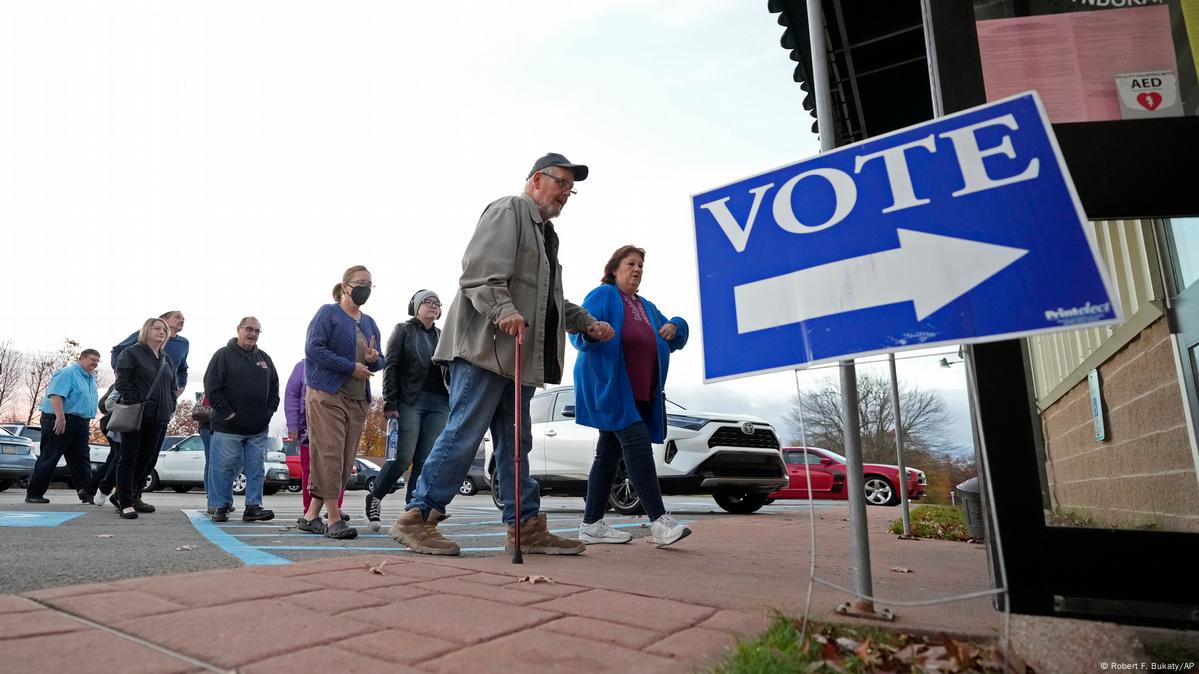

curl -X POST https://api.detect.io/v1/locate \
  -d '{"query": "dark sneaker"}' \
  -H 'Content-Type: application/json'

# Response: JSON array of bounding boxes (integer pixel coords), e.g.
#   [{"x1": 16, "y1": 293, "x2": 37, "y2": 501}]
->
[
  {"x1": 296, "y1": 516, "x2": 325, "y2": 534},
  {"x1": 212, "y1": 507, "x2": 229, "y2": 523},
  {"x1": 109, "y1": 493, "x2": 121, "y2": 512},
  {"x1": 325, "y1": 519, "x2": 357, "y2": 540},
  {"x1": 77, "y1": 489, "x2": 95, "y2": 505},
  {"x1": 206, "y1": 507, "x2": 216, "y2": 515},
  {"x1": 365, "y1": 493, "x2": 382, "y2": 532},
  {"x1": 132, "y1": 500, "x2": 155, "y2": 514},
  {"x1": 242, "y1": 505, "x2": 274, "y2": 522},
  {"x1": 24, "y1": 496, "x2": 49, "y2": 504}
]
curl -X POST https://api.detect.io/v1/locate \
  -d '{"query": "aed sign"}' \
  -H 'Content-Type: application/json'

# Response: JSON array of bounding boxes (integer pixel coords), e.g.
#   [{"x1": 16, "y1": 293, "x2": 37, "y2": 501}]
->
[
  {"x1": 690, "y1": 92, "x2": 1121, "y2": 382},
  {"x1": 1115, "y1": 70, "x2": 1183, "y2": 119}
]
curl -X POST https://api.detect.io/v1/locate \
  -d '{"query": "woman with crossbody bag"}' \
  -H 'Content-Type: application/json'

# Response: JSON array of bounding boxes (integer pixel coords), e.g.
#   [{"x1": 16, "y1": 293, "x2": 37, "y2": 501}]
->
[{"x1": 112, "y1": 317, "x2": 178, "y2": 519}]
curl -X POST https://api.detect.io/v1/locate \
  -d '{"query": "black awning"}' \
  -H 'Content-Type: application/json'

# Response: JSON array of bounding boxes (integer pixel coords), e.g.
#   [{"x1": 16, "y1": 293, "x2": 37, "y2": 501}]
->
[{"x1": 767, "y1": 0, "x2": 933, "y2": 145}]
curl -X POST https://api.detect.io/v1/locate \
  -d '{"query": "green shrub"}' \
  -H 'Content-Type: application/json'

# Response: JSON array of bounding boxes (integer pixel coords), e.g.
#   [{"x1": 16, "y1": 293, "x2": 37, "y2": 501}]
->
[{"x1": 887, "y1": 504, "x2": 970, "y2": 541}]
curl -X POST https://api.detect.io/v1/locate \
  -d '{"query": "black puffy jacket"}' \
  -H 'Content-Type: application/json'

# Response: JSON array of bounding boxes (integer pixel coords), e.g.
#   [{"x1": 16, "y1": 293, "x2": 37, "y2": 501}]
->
[{"x1": 383, "y1": 319, "x2": 446, "y2": 411}]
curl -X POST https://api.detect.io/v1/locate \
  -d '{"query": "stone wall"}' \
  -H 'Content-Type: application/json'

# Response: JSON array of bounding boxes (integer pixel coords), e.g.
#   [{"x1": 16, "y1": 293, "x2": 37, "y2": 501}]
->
[{"x1": 1040, "y1": 318, "x2": 1199, "y2": 531}]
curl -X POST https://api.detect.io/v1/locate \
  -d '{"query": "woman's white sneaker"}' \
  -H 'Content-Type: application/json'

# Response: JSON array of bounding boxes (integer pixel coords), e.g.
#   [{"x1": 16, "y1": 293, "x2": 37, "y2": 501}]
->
[
  {"x1": 650, "y1": 514, "x2": 691, "y2": 547},
  {"x1": 578, "y1": 519, "x2": 632, "y2": 544}
]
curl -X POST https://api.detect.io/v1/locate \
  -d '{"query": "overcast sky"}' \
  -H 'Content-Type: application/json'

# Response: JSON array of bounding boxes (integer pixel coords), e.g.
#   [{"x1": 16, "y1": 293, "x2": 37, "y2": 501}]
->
[{"x1": 0, "y1": 1, "x2": 973, "y2": 452}]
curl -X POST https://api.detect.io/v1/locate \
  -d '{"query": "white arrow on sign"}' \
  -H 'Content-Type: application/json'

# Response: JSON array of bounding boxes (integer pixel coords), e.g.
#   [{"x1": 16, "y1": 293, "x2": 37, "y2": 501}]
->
[{"x1": 734, "y1": 229, "x2": 1029, "y2": 334}]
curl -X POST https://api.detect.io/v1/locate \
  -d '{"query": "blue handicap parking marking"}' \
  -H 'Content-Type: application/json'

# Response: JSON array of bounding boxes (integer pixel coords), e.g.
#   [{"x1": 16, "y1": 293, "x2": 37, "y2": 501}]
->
[
  {"x1": 192, "y1": 511, "x2": 667, "y2": 561},
  {"x1": 0, "y1": 512, "x2": 86, "y2": 528}
]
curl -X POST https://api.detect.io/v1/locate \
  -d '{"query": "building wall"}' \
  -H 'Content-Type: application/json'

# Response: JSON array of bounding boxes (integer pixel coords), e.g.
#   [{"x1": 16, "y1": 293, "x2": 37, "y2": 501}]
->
[{"x1": 1040, "y1": 318, "x2": 1199, "y2": 531}]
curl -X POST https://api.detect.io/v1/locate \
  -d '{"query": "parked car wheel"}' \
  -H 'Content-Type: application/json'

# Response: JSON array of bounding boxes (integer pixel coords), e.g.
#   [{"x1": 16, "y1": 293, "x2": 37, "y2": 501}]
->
[
  {"x1": 458, "y1": 477, "x2": 477, "y2": 496},
  {"x1": 490, "y1": 470, "x2": 502, "y2": 510},
  {"x1": 864, "y1": 475, "x2": 897, "y2": 506},
  {"x1": 143, "y1": 470, "x2": 160, "y2": 492},
  {"x1": 263, "y1": 486, "x2": 279, "y2": 496},
  {"x1": 0, "y1": 479, "x2": 10, "y2": 493},
  {"x1": 713, "y1": 492, "x2": 769, "y2": 514},
  {"x1": 172, "y1": 486, "x2": 191, "y2": 494},
  {"x1": 607, "y1": 461, "x2": 644, "y2": 515},
  {"x1": 365, "y1": 477, "x2": 376, "y2": 494},
  {"x1": 287, "y1": 483, "x2": 302, "y2": 493},
  {"x1": 232, "y1": 473, "x2": 247, "y2": 496}
]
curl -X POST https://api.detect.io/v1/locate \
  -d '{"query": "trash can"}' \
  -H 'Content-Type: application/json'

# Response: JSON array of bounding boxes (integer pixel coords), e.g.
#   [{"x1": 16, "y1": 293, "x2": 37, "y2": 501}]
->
[{"x1": 956, "y1": 477, "x2": 985, "y2": 540}]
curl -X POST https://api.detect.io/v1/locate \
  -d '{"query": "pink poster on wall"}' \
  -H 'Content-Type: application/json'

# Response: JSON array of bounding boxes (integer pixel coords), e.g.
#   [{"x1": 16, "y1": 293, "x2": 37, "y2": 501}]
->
[{"x1": 977, "y1": 4, "x2": 1177, "y2": 122}]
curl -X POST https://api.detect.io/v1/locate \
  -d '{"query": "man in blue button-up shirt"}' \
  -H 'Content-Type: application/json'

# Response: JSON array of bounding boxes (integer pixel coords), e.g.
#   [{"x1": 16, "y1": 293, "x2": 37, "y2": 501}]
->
[{"x1": 24, "y1": 350, "x2": 102, "y2": 504}]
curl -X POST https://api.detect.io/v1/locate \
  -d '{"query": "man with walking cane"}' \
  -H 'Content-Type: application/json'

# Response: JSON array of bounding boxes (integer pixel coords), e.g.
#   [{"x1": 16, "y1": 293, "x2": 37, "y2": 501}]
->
[{"x1": 389, "y1": 153, "x2": 614, "y2": 557}]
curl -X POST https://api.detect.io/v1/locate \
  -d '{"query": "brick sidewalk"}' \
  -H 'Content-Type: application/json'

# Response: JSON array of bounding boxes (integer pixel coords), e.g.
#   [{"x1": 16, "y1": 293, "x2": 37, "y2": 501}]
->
[{"x1": 1, "y1": 555, "x2": 772, "y2": 673}]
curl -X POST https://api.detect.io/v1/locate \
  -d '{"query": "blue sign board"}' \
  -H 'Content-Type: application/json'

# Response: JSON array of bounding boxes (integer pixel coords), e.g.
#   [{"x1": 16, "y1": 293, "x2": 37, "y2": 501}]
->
[{"x1": 691, "y1": 92, "x2": 1120, "y2": 382}]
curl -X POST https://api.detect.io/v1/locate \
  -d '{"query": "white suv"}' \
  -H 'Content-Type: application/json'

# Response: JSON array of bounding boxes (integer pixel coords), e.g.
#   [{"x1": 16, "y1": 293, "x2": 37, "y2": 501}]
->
[{"x1": 484, "y1": 386, "x2": 787, "y2": 515}]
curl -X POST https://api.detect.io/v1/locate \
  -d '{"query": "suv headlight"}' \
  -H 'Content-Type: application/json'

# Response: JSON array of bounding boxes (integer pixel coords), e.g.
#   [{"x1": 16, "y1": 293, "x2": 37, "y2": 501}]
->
[{"x1": 666, "y1": 414, "x2": 707, "y2": 430}]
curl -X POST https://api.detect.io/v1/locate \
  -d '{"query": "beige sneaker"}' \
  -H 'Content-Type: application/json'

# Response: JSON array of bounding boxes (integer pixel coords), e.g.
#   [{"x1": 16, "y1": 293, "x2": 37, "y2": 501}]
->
[
  {"x1": 389, "y1": 508, "x2": 460, "y2": 556},
  {"x1": 506, "y1": 513, "x2": 585, "y2": 555}
]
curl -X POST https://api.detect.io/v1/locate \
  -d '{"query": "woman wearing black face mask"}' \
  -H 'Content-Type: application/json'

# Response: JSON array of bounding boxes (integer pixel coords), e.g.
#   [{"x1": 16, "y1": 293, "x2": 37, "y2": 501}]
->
[{"x1": 299, "y1": 265, "x2": 385, "y2": 539}]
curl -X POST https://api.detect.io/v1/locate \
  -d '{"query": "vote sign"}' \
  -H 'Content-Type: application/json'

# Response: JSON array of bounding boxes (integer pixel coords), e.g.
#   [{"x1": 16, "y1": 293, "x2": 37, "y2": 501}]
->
[{"x1": 691, "y1": 92, "x2": 1120, "y2": 382}]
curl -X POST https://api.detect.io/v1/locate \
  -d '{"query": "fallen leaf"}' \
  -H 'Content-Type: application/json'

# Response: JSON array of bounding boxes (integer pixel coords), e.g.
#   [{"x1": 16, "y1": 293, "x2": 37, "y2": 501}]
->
[
  {"x1": 94, "y1": 534, "x2": 114, "y2": 539},
  {"x1": 890, "y1": 566, "x2": 914, "y2": 574},
  {"x1": 278, "y1": 526, "x2": 296, "y2": 532},
  {"x1": 517, "y1": 575, "x2": 555, "y2": 585},
  {"x1": 366, "y1": 560, "x2": 388, "y2": 575},
  {"x1": 176, "y1": 545, "x2": 197, "y2": 551}
]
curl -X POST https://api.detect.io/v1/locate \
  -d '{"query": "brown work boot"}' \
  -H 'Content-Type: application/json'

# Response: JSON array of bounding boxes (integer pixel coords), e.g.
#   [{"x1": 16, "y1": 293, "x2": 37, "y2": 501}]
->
[
  {"x1": 390, "y1": 508, "x2": 459, "y2": 556},
  {"x1": 506, "y1": 513, "x2": 585, "y2": 555}
]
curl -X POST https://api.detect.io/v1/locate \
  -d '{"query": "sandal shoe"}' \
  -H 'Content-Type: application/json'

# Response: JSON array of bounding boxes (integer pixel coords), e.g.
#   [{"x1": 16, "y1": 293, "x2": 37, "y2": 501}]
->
[
  {"x1": 120, "y1": 507, "x2": 138, "y2": 520},
  {"x1": 296, "y1": 517, "x2": 326, "y2": 534},
  {"x1": 325, "y1": 520, "x2": 358, "y2": 540}
]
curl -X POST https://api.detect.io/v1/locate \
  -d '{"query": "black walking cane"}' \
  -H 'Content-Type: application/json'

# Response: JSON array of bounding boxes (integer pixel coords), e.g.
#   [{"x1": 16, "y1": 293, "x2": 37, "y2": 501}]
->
[{"x1": 512, "y1": 328, "x2": 524, "y2": 564}]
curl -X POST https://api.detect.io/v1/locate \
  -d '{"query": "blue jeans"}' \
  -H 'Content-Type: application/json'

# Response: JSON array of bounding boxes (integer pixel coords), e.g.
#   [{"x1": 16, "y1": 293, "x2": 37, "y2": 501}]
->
[
  {"x1": 372, "y1": 391, "x2": 449, "y2": 503},
  {"x1": 408, "y1": 358, "x2": 538, "y2": 525},
  {"x1": 209, "y1": 430, "x2": 266, "y2": 508},
  {"x1": 583, "y1": 418, "x2": 667, "y2": 524},
  {"x1": 199, "y1": 426, "x2": 214, "y2": 506}
]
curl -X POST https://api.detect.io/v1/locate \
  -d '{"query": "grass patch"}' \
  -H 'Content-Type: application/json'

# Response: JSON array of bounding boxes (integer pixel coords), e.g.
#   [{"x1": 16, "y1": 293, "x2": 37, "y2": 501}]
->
[
  {"x1": 1144, "y1": 638, "x2": 1199, "y2": 665},
  {"x1": 1045, "y1": 509, "x2": 1096, "y2": 528},
  {"x1": 710, "y1": 613, "x2": 1013, "y2": 673},
  {"x1": 887, "y1": 504, "x2": 970, "y2": 541}
]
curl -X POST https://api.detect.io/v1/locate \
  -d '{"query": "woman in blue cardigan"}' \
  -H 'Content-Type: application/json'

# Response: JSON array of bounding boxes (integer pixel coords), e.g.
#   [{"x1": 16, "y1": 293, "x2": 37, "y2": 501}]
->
[
  {"x1": 571, "y1": 245, "x2": 692, "y2": 547},
  {"x1": 299, "y1": 264, "x2": 385, "y2": 539}
]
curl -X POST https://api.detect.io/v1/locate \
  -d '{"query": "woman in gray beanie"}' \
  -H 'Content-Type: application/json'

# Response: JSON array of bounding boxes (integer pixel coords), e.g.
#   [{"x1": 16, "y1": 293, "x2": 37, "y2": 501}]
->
[{"x1": 365, "y1": 289, "x2": 449, "y2": 531}]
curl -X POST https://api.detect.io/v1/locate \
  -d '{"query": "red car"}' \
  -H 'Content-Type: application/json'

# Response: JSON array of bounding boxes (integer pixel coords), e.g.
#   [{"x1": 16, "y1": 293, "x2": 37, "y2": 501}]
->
[{"x1": 769, "y1": 446, "x2": 925, "y2": 506}]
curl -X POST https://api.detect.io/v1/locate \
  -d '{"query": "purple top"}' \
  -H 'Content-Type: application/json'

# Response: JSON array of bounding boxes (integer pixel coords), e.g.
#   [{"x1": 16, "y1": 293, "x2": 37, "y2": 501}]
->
[
  {"x1": 620, "y1": 292, "x2": 657, "y2": 403},
  {"x1": 284, "y1": 360, "x2": 307, "y2": 443}
]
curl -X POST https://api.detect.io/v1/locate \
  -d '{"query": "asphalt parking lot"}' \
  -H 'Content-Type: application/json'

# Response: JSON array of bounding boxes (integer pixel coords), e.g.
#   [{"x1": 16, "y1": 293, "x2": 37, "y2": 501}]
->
[{"x1": 0, "y1": 487, "x2": 842, "y2": 595}]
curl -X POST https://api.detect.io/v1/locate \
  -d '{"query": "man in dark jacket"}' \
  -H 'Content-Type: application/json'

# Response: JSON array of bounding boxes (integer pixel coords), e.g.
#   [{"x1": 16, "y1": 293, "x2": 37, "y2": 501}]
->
[{"x1": 203, "y1": 317, "x2": 278, "y2": 523}]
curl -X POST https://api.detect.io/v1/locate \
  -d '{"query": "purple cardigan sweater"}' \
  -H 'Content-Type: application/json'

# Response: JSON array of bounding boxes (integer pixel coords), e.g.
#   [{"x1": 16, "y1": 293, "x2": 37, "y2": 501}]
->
[
  {"x1": 284, "y1": 361, "x2": 307, "y2": 444},
  {"x1": 303, "y1": 303, "x2": 385, "y2": 398}
]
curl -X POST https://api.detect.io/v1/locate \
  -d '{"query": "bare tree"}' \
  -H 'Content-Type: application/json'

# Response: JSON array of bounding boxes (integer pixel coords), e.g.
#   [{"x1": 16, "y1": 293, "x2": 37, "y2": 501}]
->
[
  {"x1": 0, "y1": 340, "x2": 25, "y2": 420},
  {"x1": 786, "y1": 372, "x2": 953, "y2": 464},
  {"x1": 21, "y1": 340, "x2": 81, "y2": 424}
]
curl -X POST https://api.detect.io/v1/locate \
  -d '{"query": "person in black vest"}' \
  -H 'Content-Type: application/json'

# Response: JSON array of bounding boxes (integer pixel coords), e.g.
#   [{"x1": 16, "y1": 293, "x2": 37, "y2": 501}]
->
[
  {"x1": 203, "y1": 316, "x2": 279, "y2": 523},
  {"x1": 365, "y1": 289, "x2": 449, "y2": 532},
  {"x1": 113, "y1": 318, "x2": 177, "y2": 519}
]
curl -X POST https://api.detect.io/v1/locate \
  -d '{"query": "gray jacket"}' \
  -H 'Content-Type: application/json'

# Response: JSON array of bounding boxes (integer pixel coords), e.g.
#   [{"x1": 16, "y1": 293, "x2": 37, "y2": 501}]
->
[{"x1": 434, "y1": 193, "x2": 595, "y2": 387}]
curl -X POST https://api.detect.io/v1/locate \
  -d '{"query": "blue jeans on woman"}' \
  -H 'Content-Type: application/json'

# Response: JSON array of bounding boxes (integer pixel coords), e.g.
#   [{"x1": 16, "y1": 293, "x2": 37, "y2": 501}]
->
[
  {"x1": 582, "y1": 404, "x2": 667, "y2": 524},
  {"x1": 407, "y1": 358, "x2": 539, "y2": 525},
  {"x1": 372, "y1": 390, "x2": 449, "y2": 503}
]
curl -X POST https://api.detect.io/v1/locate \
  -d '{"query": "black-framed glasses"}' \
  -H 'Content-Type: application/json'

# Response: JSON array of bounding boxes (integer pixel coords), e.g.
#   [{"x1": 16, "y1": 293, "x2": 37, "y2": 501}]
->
[
  {"x1": 538, "y1": 170, "x2": 577, "y2": 195},
  {"x1": 421, "y1": 299, "x2": 442, "y2": 308}
]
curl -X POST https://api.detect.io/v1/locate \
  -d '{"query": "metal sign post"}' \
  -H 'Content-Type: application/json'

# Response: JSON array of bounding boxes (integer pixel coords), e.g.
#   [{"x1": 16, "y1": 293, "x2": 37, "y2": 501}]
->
[{"x1": 889, "y1": 352, "x2": 913, "y2": 539}]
